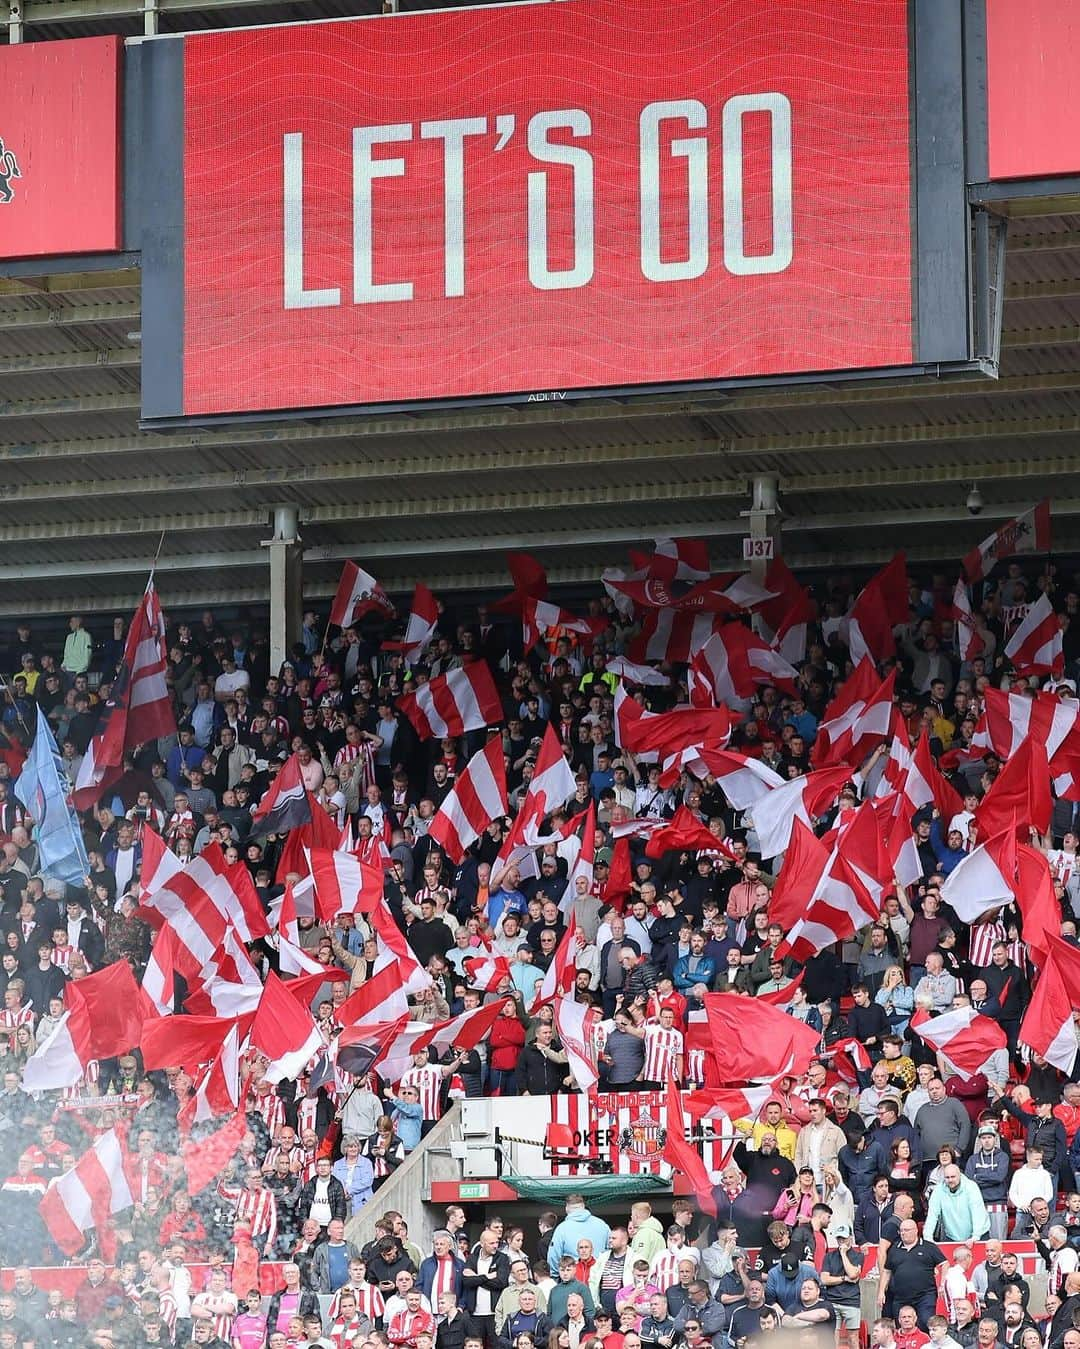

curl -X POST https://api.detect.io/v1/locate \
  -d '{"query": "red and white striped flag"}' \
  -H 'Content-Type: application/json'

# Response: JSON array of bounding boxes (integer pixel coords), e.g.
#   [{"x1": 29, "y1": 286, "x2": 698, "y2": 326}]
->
[
  {"x1": 554, "y1": 996, "x2": 598, "y2": 1092},
  {"x1": 396, "y1": 663, "x2": 502, "y2": 741},
  {"x1": 521, "y1": 598, "x2": 606, "y2": 656},
  {"x1": 141, "y1": 922, "x2": 180, "y2": 1016},
  {"x1": 370, "y1": 899, "x2": 433, "y2": 997},
  {"x1": 1005, "y1": 593, "x2": 1064, "y2": 677},
  {"x1": 428, "y1": 737, "x2": 507, "y2": 864},
  {"x1": 142, "y1": 843, "x2": 269, "y2": 976},
  {"x1": 690, "y1": 625, "x2": 799, "y2": 707},
  {"x1": 847, "y1": 553, "x2": 908, "y2": 666},
  {"x1": 812, "y1": 662, "x2": 896, "y2": 768},
  {"x1": 337, "y1": 961, "x2": 410, "y2": 1026},
  {"x1": 329, "y1": 560, "x2": 394, "y2": 627},
  {"x1": 626, "y1": 610, "x2": 726, "y2": 664},
  {"x1": 963, "y1": 500, "x2": 1051, "y2": 584},
  {"x1": 497, "y1": 724, "x2": 576, "y2": 874},
  {"x1": 463, "y1": 954, "x2": 512, "y2": 993},
  {"x1": 138, "y1": 827, "x2": 182, "y2": 905},
  {"x1": 39, "y1": 1130, "x2": 133, "y2": 1258},
  {"x1": 308, "y1": 848, "x2": 383, "y2": 919},
  {"x1": 750, "y1": 764, "x2": 852, "y2": 859},
  {"x1": 559, "y1": 801, "x2": 597, "y2": 915},
  {"x1": 73, "y1": 580, "x2": 174, "y2": 809},
  {"x1": 911, "y1": 1007, "x2": 1007, "y2": 1080},
  {"x1": 647, "y1": 537, "x2": 711, "y2": 582},
  {"x1": 663, "y1": 1079, "x2": 719, "y2": 1214},
  {"x1": 381, "y1": 583, "x2": 438, "y2": 662}
]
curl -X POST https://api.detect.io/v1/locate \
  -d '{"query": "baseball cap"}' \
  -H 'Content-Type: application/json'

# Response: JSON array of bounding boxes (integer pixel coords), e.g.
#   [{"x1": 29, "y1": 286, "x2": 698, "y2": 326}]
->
[{"x1": 831, "y1": 1223, "x2": 852, "y2": 1239}]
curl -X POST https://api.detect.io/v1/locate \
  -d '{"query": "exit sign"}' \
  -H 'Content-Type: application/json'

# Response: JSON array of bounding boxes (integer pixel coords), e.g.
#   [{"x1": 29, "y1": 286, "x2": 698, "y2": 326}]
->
[{"x1": 459, "y1": 1183, "x2": 490, "y2": 1200}]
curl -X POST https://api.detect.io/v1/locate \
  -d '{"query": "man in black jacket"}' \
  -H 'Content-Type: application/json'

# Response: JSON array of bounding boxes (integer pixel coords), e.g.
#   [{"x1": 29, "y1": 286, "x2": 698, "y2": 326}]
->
[
  {"x1": 296, "y1": 1156, "x2": 348, "y2": 1230},
  {"x1": 517, "y1": 1023, "x2": 568, "y2": 1095},
  {"x1": 462, "y1": 1228, "x2": 510, "y2": 1349}
]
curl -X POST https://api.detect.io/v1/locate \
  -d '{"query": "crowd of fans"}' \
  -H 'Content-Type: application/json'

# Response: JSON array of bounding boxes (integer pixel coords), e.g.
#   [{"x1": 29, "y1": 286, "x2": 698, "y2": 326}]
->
[{"x1": 1, "y1": 560, "x2": 1080, "y2": 1349}]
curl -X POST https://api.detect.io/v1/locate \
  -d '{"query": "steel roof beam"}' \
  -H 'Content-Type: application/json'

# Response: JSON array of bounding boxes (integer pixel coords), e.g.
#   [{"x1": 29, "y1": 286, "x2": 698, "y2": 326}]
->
[{"x1": 0, "y1": 301, "x2": 140, "y2": 332}]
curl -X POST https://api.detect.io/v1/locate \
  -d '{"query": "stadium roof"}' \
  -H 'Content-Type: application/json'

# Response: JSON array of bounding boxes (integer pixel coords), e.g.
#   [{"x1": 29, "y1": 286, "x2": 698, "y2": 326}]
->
[{"x1": 2, "y1": 4, "x2": 1080, "y2": 617}]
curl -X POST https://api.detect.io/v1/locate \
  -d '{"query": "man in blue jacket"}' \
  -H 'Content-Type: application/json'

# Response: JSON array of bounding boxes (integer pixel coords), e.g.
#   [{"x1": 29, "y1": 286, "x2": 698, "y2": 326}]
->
[
  {"x1": 672, "y1": 932, "x2": 716, "y2": 1008},
  {"x1": 547, "y1": 1196, "x2": 612, "y2": 1275},
  {"x1": 419, "y1": 1230, "x2": 465, "y2": 1303}
]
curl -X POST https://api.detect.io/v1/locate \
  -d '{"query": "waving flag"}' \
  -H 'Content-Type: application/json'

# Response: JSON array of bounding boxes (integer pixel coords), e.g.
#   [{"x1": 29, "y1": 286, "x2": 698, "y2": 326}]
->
[
  {"x1": 941, "y1": 828, "x2": 1018, "y2": 922},
  {"x1": 14, "y1": 706, "x2": 90, "y2": 886},
  {"x1": 1019, "y1": 936, "x2": 1080, "y2": 1073},
  {"x1": 750, "y1": 764, "x2": 852, "y2": 859},
  {"x1": 521, "y1": 598, "x2": 607, "y2": 656},
  {"x1": 39, "y1": 1131, "x2": 132, "y2": 1259},
  {"x1": 554, "y1": 997, "x2": 598, "y2": 1093},
  {"x1": 73, "y1": 580, "x2": 174, "y2": 809},
  {"x1": 428, "y1": 737, "x2": 508, "y2": 865},
  {"x1": 953, "y1": 578, "x2": 985, "y2": 661},
  {"x1": 250, "y1": 753, "x2": 312, "y2": 838},
  {"x1": 911, "y1": 1007, "x2": 1006, "y2": 1080},
  {"x1": 663, "y1": 1078, "x2": 719, "y2": 1216},
  {"x1": 329, "y1": 561, "x2": 394, "y2": 627},
  {"x1": 489, "y1": 552, "x2": 548, "y2": 615},
  {"x1": 397, "y1": 663, "x2": 502, "y2": 740},
  {"x1": 963, "y1": 500, "x2": 1051, "y2": 583},
  {"x1": 381, "y1": 583, "x2": 438, "y2": 662},
  {"x1": 1005, "y1": 593, "x2": 1063, "y2": 677},
  {"x1": 847, "y1": 553, "x2": 908, "y2": 666}
]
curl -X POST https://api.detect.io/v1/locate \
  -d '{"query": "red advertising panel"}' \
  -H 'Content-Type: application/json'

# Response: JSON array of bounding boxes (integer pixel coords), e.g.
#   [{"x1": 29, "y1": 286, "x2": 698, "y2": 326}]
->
[
  {"x1": 0, "y1": 36, "x2": 123, "y2": 260},
  {"x1": 181, "y1": 0, "x2": 912, "y2": 417},
  {"x1": 986, "y1": 0, "x2": 1080, "y2": 181}
]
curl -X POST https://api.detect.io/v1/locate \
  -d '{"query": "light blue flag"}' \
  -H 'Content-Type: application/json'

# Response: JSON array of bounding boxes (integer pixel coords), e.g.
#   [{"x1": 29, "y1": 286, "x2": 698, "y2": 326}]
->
[{"x1": 14, "y1": 706, "x2": 91, "y2": 887}]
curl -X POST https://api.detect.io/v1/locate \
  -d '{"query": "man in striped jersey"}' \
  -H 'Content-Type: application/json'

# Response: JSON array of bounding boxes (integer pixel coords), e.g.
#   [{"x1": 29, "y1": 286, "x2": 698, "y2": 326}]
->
[
  {"x1": 400, "y1": 1048, "x2": 461, "y2": 1134},
  {"x1": 640, "y1": 1009, "x2": 684, "y2": 1091},
  {"x1": 220, "y1": 1170, "x2": 279, "y2": 1259}
]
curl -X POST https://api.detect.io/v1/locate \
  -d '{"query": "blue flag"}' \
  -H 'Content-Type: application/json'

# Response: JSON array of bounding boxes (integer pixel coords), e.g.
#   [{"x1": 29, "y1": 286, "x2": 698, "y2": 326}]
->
[{"x1": 14, "y1": 706, "x2": 91, "y2": 887}]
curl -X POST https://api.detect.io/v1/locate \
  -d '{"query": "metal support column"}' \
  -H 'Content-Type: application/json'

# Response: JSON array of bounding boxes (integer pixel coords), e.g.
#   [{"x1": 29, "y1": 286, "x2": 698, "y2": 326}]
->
[
  {"x1": 742, "y1": 475, "x2": 781, "y2": 584},
  {"x1": 263, "y1": 505, "x2": 303, "y2": 674}
]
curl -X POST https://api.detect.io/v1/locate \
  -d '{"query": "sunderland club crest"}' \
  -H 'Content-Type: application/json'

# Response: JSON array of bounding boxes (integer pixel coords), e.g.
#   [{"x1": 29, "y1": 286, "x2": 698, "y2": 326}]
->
[
  {"x1": 0, "y1": 139, "x2": 21, "y2": 204},
  {"x1": 618, "y1": 1111, "x2": 667, "y2": 1159}
]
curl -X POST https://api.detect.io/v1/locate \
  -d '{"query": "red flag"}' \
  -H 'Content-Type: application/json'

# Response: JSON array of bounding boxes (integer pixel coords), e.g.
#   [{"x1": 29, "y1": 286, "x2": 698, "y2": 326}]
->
[
  {"x1": 704, "y1": 993, "x2": 822, "y2": 1082},
  {"x1": 912, "y1": 730, "x2": 964, "y2": 824},
  {"x1": 380, "y1": 582, "x2": 438, "y2": 661},
  {"x1": 65, "y1": 961, "x2": 154, "y2": 1060},
  {"x1": 975, "y1": 739, "x2": 1052, "y2": 839},
  {"x1": 767, "y1": 819, "x2": 830, "y2": 930},
  {"x1": 1019, "y1": 936, "x2": 1080, "y2": 1073},
  {"x1": 847, "y1": 553, "x2": 908, "y2": 665},
  {"x1": 336, "y1": 961, "x2": 409, "y2": 1026},
  {"x1": 662, "y1": 1079, "x2": 718, "y2": 1217},
  {"x1": 645, "y1": 807, "x2": 736, "y2": 861},
  {"x1": 309, "y1": 848, "x2": 383, "y2": 919},
  {"x1": 182, "y1": 1110, "x2": 249, "y2": 1196},
  {"x1": 489, "y1": 552, "x2": 548, "y2": 615},
  {"x1": 603, "y1": 836, "x2": 634, "y2": 911},
  {"x1": 250, "y1": 971, "x2": 322, "y2": 1083},
  {"x1": 1015, "y1": 844, "x2": 1062, "y2": 969},
  {"x1": 140, "y1": 1013, "x2": 249, "y2": 1073}
]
